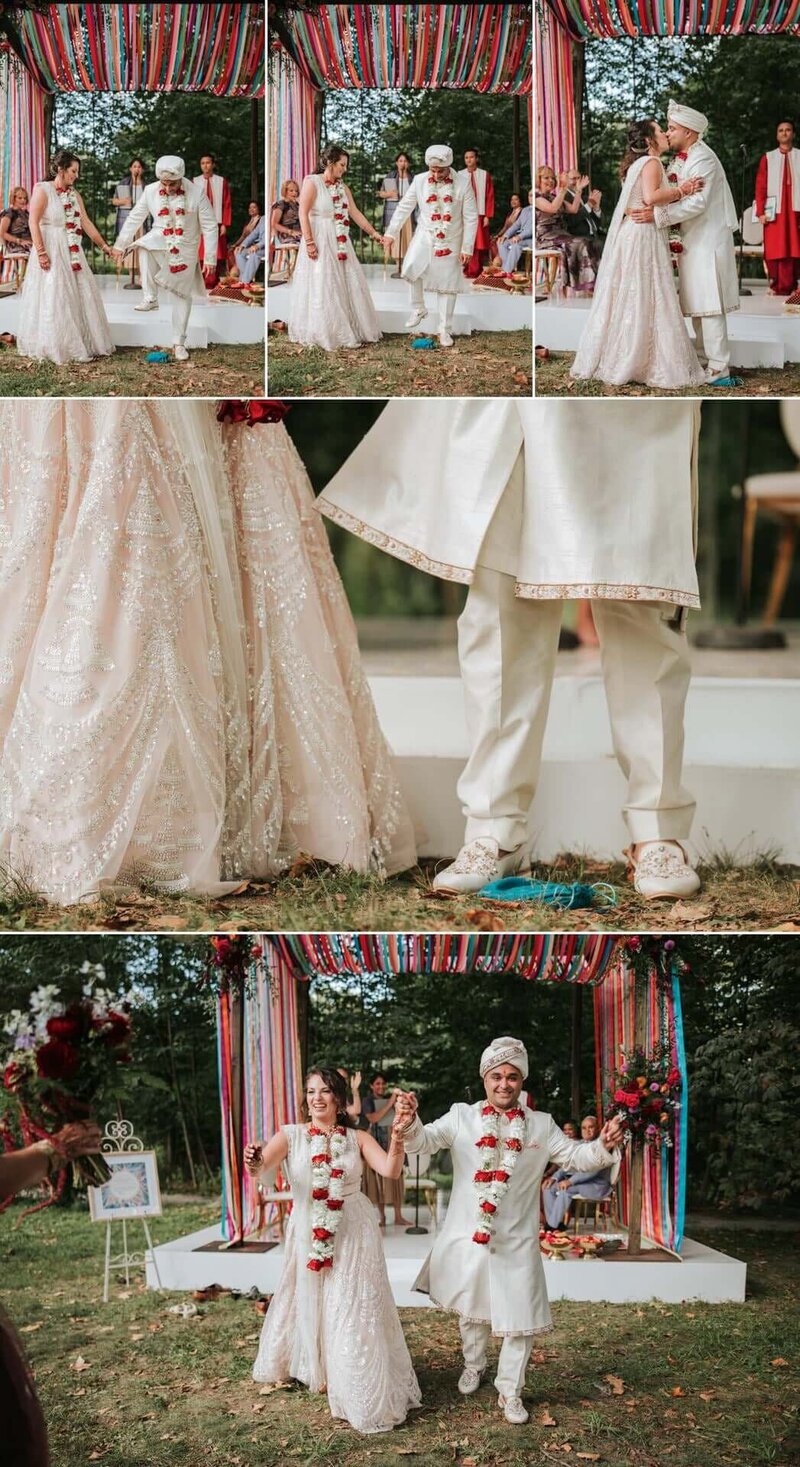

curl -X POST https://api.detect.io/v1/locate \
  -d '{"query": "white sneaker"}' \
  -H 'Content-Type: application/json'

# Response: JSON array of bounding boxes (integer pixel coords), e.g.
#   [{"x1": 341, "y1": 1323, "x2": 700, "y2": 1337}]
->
[
  {"x1": 134, "y1": 298, "x2": 158, "y2": 312},
  {"x1": 626, "y1": 841, "x2": 701, "y2": 901},
  {"x1": 432, "y1": 838, "x2": 529, "y2": 895},
  {"x1": 458, "y1": 1367, "x2": 483, "y2": 1395},
  {"x1": 173, "y1": 343, "x2": 189, "y2": 361},
  {"x1": 405, "y1": 305, "x2": 427, "y2": 330},
  {"x1": 498, "y1": 1393, "x2": 529, "y2": 1425},
  {"x1": 439, "y1": 329, "x2": 454, "y2": 346}
]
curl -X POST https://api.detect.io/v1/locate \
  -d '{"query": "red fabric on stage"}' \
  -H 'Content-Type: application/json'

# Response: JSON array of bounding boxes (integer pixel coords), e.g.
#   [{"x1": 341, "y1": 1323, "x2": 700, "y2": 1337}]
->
[
  {"x1": 464, "y1": 170, "x2": 495, "y2": 278},
  {"x1": 755, "y1": 151, "x2": 800, "y2": 293}
]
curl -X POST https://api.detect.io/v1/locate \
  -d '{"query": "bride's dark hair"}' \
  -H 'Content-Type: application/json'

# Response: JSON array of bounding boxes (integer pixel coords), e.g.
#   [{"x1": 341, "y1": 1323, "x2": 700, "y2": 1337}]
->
[
  {"x1": 619, "y1": 120, "x2": 658, "y2": 180},
  {"x1": 50, "y1": 149, "x2": 81, "y2": 177},
  {"x1": 319, "y1": 143, "x2": 350, "y2": 171},
  {"x1": 303, "y1": 1066, "x2": 358, "y2": 1128}
]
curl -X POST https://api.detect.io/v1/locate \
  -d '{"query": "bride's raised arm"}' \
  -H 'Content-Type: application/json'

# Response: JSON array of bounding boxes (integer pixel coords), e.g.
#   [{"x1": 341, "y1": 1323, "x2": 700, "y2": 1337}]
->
[
  {"x1": 641, "y1": 158, "x2": 704, "y2": 208},
  {"x1": 243, "y1": 1129, "x2": 289, "y2": 1181}
]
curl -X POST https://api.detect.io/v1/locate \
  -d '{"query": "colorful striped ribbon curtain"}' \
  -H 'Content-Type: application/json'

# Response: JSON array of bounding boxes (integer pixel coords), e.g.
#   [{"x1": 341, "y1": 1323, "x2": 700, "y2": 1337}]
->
[
  {"x1": 216, "y1": 944, "x2": 302, "y2": 1243},
  {"x1": 269, "y1": 932, "x2": 620, "y2": 983},
  {"x1": 14, "y1": 3, "x2": 265, "y2": 95},
  {"x1": 267, "y1": 60, "x2": 317, "y2": 227},
  {"x1": 546, "y1": 0, "x2": 800, "y2": 38},
  {"x1": 0, "y1": 47, "x2": 49, "y2": 212},
  {"x1": 536, "y1": 11, "x2": 577, "y2": 176},
  {"x1": 593, "y1": 961, "x2": 688, "y2": 1251}
]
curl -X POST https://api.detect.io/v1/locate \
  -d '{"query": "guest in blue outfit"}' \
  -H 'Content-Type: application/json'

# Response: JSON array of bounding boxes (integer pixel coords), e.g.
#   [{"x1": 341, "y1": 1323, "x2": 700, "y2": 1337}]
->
[
  {"x1": 235, "y1": 212, "x2": 265, "y2": 286},
  {"x1": 542, "y1": 1114, "x2": 613, "y2": 1228},
  {"x1": 498, "y1": 188, "x2": 533, "y2": 272}
]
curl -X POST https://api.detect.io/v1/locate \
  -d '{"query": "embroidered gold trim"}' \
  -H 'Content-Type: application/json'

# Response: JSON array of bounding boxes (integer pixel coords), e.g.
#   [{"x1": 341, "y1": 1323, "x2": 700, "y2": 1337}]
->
[{"x1": 318, "y1": 499, "x2": 473, "y2": 584}]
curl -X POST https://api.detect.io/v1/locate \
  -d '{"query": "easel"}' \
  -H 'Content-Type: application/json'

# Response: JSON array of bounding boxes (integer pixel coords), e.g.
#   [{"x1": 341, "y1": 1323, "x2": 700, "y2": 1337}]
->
[{"x1": 93, "y1": 1119, "x2": 164, "y2": 1303}]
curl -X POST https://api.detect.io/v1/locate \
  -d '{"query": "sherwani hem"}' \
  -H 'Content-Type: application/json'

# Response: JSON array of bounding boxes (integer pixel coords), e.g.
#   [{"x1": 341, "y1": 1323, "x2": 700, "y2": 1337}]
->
[{"x1": 430, "y1": 1296, "x2": 555, "y2": 1338}]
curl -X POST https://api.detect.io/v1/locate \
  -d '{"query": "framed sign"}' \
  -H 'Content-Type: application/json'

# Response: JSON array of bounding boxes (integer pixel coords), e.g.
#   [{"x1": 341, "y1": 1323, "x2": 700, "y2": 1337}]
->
[{"x1": 88, "y1": 1150, "x2": 162, "y2": 1222}]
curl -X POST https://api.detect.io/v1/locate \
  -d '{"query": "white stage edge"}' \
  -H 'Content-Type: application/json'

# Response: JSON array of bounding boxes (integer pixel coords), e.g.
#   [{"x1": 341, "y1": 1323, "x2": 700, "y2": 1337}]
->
[
  {"x1": 368, "y1": 670, "x2": 800, "y2": 862},
  {"x1": 269, "y1": 262, "x2": 532, "y2": 335},
  {"x1": 0, "y1": 275, "x2": 264, "y2": 348},
  {"x1": 146, "y1": 1219, "x2": 746, "y2": 1306},
  {"x1": 536, "y1": 287, "x2": 800, "y2": 368}
]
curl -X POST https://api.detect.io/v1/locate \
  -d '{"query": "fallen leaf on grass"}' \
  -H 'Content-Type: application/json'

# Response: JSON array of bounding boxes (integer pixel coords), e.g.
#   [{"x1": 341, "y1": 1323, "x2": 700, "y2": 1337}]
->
[
  {"x1": 576, "y1": 1456, "x2": 601, "y2": 1462},
  {"x1": 258, "y1": 1381, "x2": 293, "y2": 1394},
  {"x1": 698, "y1": 1391, "x2": 716, "y2": 1401},
  {"x1": 670, "y1": 1386, "x2": 686, "y2": 1397},
  {"x1": 540, "y1": 1408, "x2": 557, "y2": 1426},
  {"x1": 148, "y1": 915, "x2": 187, "y2": 930},
  {"x1": 604, "y1": 1374, "x2": 625, "y2": 1395},
  {"x1": 668, "y1": 900, "x2": 717, "y2": 924},
  {"x1": 771, "y1": 1357, "x2": 789, "y2": 1367},
  {"x1": 88, "y1": 1453, "x2": 109, "y2": 1461},
  {"x1": 20, "y1": 1321, "x2": 44, "y2": 1333},
  {"x1": 71, "y1": 1356, "x2": 91, "y2": 1372},
  {"x1": 464, "y1": 908, "x2": 507, "y2": 931}
]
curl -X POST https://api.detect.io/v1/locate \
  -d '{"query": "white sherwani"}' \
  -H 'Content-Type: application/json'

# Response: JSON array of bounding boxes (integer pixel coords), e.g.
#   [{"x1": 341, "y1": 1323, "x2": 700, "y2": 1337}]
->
[
  {"x1": 319, "y1": 400, "x2": 700, "y2": 851},
  {"x1": 404, "y1": 1102, "x2": 616, "y2": 1334},
  {"x1": 115, "y1": 179, "x2": 218, "y2": 300},
  {"x1": 386, "y1": 171, "x2": 478, "y2": 294}
]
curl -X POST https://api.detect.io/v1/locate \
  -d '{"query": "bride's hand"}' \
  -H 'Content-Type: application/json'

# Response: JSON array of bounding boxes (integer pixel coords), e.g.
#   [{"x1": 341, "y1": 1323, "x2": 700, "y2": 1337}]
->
[
  {"x1": 37, "y1": 250, "x2": 51, "y2": 271},
  {"x1": 244, "y1": 1143, "x2": 263, "y2": 1174},
  {"x1": 305, "y1": 239, "x2": 319, "y2": 260},
  {"x1": 680, "y1": 176, "x2": 704, "y2": 196}
]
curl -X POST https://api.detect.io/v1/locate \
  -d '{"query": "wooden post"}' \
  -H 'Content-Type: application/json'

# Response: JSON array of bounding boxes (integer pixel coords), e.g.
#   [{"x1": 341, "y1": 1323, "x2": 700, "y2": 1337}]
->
[
  {"x1": 296, "y1": 977, "x2": 310, "y2": 1076},
  {"x1": 572, "y1": 43, "x2": 585, "y2": 164},
  {"x1": 626, "y1": 972, "x2": 649, "y2": 1257},
  {"x1": 512, "y1": 95, "x2": 521, "y2": 196},
  {"x1": 250, "y1": 98, "x2": 260, "y2": 202},
  {"x1": 570, "y1": 985, "x2": 583, "y2": 1122},
  {"x1": 314, "y1": 89, "x2": 324, "y2": 164}
]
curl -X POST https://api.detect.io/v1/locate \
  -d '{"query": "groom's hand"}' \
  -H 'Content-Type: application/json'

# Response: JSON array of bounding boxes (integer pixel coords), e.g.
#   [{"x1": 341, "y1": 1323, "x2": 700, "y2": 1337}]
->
[
  {"x1": 600, "y1": 1116, "x2": 625, "y2": 1150},
  {"x1": 628, "y1": 205, "x2": 655, "y2": 224}
]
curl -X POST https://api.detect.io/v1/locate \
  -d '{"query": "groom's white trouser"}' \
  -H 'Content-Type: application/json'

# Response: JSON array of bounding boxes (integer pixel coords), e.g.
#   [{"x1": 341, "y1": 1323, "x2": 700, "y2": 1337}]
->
[
  {"x1": 691, "y1": 312, "x2": 730, "y2": 378},
  {"x1": 139, "y1": 250, "x2": 193, "y2": 345},
  {"x1": 409, "y1": 276, "x2": 456, "y2": 334},
  {"x1": 456, "y1": 567, "x2": 695, "y2": 851},
  {"x1": 460, "y1": 1318, "x2": 532, "y2": 1397}
]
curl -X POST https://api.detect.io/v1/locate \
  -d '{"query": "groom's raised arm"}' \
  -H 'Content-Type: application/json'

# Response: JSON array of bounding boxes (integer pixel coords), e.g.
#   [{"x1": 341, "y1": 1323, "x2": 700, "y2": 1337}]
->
[
  {"x1": 653, "y1": 156, "x2": 716, "y2": 230},
  {"x1": 402, "y1": 1102, "x2": 461, "y2": 1155}
]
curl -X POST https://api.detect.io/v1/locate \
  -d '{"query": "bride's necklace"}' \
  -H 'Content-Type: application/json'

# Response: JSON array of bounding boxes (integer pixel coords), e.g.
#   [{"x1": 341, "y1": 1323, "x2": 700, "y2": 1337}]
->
[
  {"x1": 323, "y1": 173, "x2": 350, "y2": 261},
  {"x1": 307, "y1": 1120, "x2": 348, "y2": 1270},
  {"x1": 157, "y1": 186, "x2": 188, "y2": 274},
  {"x1": 56, "y1": 181, "x2": 82, "y2": 273},
  {"x1": 472, "y1": 1103, "x2": 527, "y2": 1246}
]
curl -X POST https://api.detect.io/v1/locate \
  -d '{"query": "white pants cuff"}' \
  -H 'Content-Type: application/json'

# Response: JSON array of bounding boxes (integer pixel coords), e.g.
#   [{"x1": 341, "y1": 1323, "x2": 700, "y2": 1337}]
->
[
  {"x1": 139, "y1": 251, "x2": 193, "y2": 345},
  {"x1": 410, "y1": 278, "x2": 425, "y2": 308},
  {"x1": 459, "y1": 1318, "x2": 533, "y2": 1398}
]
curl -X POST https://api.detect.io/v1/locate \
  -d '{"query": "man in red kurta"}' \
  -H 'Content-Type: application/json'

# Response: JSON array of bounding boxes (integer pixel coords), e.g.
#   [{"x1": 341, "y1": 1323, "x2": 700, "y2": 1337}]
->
[
  {"x1": 458, "y1": 147, "x2": 494, "y2": 278},
  {"x1": 193, "y1": 152, "x2": 232, "y2": 286},
  {"x1": 754, "y1": 120, "x2": 800, "y2": 295}
]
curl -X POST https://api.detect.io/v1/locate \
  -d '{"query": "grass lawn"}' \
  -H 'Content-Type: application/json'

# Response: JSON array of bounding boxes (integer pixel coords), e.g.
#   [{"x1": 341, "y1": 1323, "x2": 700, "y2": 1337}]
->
[
  {"x1": 1, "y1": 854, "x2": 797, "y2": 933},
  {"x1": 267, "y1": 330, "x2": 532, "y2": 397},
  {"x1": 534, "y1": 353, "x2": 800, "y2": 398},
  {"x1": 2, "y1": 1201, "x2": 797, "y2": 1467},
  {"x1": 0, "y1": 344, "x2": 265, "y2": 398}
]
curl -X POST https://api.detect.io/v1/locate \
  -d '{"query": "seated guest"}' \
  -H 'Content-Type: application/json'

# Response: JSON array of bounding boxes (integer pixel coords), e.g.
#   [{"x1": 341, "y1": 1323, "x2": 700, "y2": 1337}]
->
[
  {"x1": 235, "y1": 211, "x2": 265, "y2": 286},
  {"x1": 535, "y1": 164, "x2": 596, "y2": 293},
  {"x1": 542, "y1": 1119, "x2": 578, "y2": 1188},
  {"x1": 541, "y1": 1114, "x2": 612, "y2": 1228},
  {"x1": 491, "y1": 192, "x2": 523, "y2": 259},
  {"x1": 564, "y1": 169, "x2": 603, "y2": 281},
  {"x1": 229, "y1": 200, "x2": 263, "y2": 264},
  {"x1": 270, "y1": 180, "x2": 301, "y2": 246},
  {"x1": 0, "y1": 186, "x2": 33, "y2": 256},
  {"x1": 498, "y1": 188, "x2": 532, "y2": 271}
]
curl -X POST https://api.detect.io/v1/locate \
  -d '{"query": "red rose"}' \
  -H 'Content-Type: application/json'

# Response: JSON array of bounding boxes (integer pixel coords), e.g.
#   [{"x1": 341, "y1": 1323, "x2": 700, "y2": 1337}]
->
[
  {"x1": 329, "y1": 1168, "x2": 344, "y2": 1179},
  {"x1": 307, "y1": 1258, "x2": 323, "y2": 1271},
  {"x1": 311, "y1": 1187, "x2": 329, "y2": 1200},
  {"x1": 3, "y1": 1061, "x2": 25, "y2": 1092},
  {"x1": 476, "y1": 1135, "x2": 497, "y2": 1148},
  {"x1": 667, "y1": 1068, "x2": 681, "y2": 1086},
  {"x1": 311, "y1": 1152, "x2": 327, "y2": 1165},
  {"x1": 175, "y1": 228, "x2": 183, "y2": 235},
  {"x1": 426, "y1": 194, "x2": 437, "y2": 203},
  {"x1": 443, "y1": 194, "x2": 453, "y2": 202},
  {"x1": 312, "y1": 1227, "x2": 332, "y2": 1241},
  {"x1": 158, "y1": 207, "x2": 169, "y2": 217},
  {"x1": 494, "y1": 1169, "x2": 510, "y2": 1183},
  {"x1": 613, "y1": 1089, "x2": 630, "y2": 1104},
  {"x1": 473, "y1": 1169, "x2": 494, "y2": 1182},
  {"x1": 71, "y1": 263, "x2": 81, "y2": 272},
  {"x1": 96, "y1": 1012, "x2": 131, "y2": 1048},
  {"x1": 481, "y1": 1201, "x2": 497, "y2": 1214},
  {"x1": 46, "y1": 1015, "x2": 83, "y2": 1043},
  {"x1": 36, "y1": 1039, "x2": 80, "y2": 1082},
  {"x1": 473, "y1": 1230, "x2": 491, "y2": 1244},
  {"x1": 327, "y1": 1198, "x2": 343, "y2": 1211},
  {"x1": 506, "y1": 1108, "x2": 525, "y2": 1120},
  {"x1": 443, "y1": 213, "x2": 452, "y2": 221},
  {"x1": 322, "y1": 1256, "x2": 333, "y2": 1268},
  {"x1": 505, "y1": 1138, "x2": 523, "y2": 1152}
]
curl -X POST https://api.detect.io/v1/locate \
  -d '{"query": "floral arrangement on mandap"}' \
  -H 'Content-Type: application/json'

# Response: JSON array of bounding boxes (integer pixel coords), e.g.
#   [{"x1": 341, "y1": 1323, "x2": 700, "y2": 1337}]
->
[
  {"x1": 0, "y1": 964, "x2": 133, "y2": 1211},
  {"x1": 204, "y1": 935, "x2": 264, "y2": 998},
  {"x1": 607, "y1": 1044, "x2": 682, "y2": 1150}
]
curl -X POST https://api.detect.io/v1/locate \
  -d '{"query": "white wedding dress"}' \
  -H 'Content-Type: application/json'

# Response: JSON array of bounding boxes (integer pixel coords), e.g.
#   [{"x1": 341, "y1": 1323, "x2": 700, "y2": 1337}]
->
[
  {"x1": 252, "y1": 1125, "x2": 421, "y2": 1434},
  {"x1": 0, "y1": 401, "x2": 414, "y2": 904},
  {"x1": 16, "y1": 182, "x2": 114, "y2": 364},
  {"x1": 571, "y1": 156, "x2": 705, "y2": 389},
  {"x1": 288, "y1": 175, "x2": 381, "y2": 349}
]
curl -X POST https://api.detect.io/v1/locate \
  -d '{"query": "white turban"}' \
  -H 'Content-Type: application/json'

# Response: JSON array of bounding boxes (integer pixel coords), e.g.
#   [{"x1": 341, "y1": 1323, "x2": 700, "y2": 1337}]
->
[
  {"x1": 479, "y1": 1036, "x2": 528, "y2": 1080},
  {"x1": 155, "y1": 154, "x2": 185, "y2": 180},
  {"x1": 425, "y1": 144, "x2": 453, "y2": 168},
  {"x1": 667, "y1": 101, "x2": 708, "y2": 138}
]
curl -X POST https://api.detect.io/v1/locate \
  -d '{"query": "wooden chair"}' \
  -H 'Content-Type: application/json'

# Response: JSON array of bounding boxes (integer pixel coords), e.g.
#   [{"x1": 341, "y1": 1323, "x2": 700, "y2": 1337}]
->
[
  {"x1": 270, "y1": 237, "x2": 299, "y2": 281},
  {"x1": 255, "y1": 1176, "x2": 293, "y2": 1241},
  {"x1": 0, "y1": 246, "x2": 28, "y2": 290},
  {"x1": 734, "y1": 206, "x2": 766, "y2": 283},
  {"x1": 570, "y1": 1188, "x2": 619, "y2": 1233},
  {"x1": 742, "y1": 399, "x2": 800, "y2": 623},
  {"x1": 535, "y1": 248, "x2": 562, "y2": 295}
]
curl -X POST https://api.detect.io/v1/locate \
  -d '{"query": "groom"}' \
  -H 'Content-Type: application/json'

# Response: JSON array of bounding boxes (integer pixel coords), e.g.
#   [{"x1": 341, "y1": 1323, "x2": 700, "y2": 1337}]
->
[
  {"x1": 394, "y1": 1038, "x2": 623, "y2": 1424},
  {"x1": 383, "y1": 143, "x2": 478, "y2": 346},
  {"x1": 629, "y1": 100, "x2": 740, "y2": 387},
  {"x1": 112, "y1": 155, "x2": 218, "y2": 361}
]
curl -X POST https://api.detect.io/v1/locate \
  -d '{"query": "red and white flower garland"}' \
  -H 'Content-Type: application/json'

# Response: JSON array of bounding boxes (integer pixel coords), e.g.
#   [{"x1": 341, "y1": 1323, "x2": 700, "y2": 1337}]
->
[
  {"x1": 307, "y1": 1123, "x2": 347, "y2": 1270},
  {"x1": 472, "y1": 1103, "x2": 527, "y2": 1245},
  {"x1": 325, "y1": 179, "x2": 350, "y2": 261},
  {"x1": 157, "y1": 186, "x2": 188, "y2": 274},
  {"x1": 424, "y1": 172, "x2": 456, "y2": 257},
  {"x1": 58, "y1": 186, "x2": 83, "y2": 273},
  {"x1": 666, "y1": 152, "x2": 687, "y2": 263}
]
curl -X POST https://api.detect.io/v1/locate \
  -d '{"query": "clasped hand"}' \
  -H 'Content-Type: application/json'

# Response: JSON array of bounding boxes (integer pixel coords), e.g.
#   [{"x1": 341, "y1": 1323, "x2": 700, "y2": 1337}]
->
[{"x1": 391, "y1": 1090, "x2": 418, "y2": 1134}]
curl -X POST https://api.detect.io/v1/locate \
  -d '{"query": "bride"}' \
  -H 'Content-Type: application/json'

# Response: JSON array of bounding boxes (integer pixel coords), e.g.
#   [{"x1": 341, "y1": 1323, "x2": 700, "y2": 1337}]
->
[
  {"x1": 248, "y1": 1067, "x2": 421, "y2": 1434},
  {"x1": 17, "y1": 149, "x2": 115, "y2": 365},
  {"x1": 0, "y1": 399, "x2": 415, "y2": 905},
  {"x1": 289, "y1": 144, "x2": 385, "y2": 350},
  {"x1": 570, "y1": 121, "x2": 706, "y2": 389}
]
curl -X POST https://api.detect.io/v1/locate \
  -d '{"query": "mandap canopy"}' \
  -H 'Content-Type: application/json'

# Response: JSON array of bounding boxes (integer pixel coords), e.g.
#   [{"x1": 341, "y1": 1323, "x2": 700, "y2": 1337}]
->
[
  {"x1": 537, "y1": 0, "x2": 800, "y2": 175},
  {"x1": 0, "y1": 2, "x2": 265, "y2": 205},
  {"x1": 215, "y1": 933, "x2": 688, "y2": 1259},
  {"x1": 268, "y1": 3, "x2": 532, "y2": 209}
]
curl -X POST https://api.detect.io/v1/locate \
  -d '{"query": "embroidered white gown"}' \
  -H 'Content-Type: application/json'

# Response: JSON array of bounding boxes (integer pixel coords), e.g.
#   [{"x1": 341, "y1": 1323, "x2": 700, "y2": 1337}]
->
[
  {"x1": 0, "y1": 401, "x2": 414, "y2": 904},
  {"x1": 252, "y1": 1125, "x2": 421, "y2": 1434},
  {"x1": 16, "y1": 182, "x2": 114, "y2": 364},
  {"x1": 288, "y1": 175, "x2": 381, "y2": 350},
  {"x1": 570, "y1": 156, "x2": 705, "y2": 389}
]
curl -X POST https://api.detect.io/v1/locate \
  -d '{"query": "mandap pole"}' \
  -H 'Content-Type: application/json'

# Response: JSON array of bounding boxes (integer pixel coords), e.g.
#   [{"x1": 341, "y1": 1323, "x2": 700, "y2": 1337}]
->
[
  {"x1": 250, "y1": 99, "x2": 260, "y2": 202},
  {"x1": 512, "y1": 95, "x2": 521, "y2": 196}
]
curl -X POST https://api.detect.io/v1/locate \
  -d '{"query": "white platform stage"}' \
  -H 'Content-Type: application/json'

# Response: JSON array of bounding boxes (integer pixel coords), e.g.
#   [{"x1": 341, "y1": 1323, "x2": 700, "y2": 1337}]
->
[
  {"x1": 0, "y1": 274, "x2": 264, "y2": 349},
  {"x1": 269, "y1": 262, "x2": 532, "y2": 335},
  {"x1": 146, "y1": 1214, "x2": 746, "y2": 1306},
  {"x1": 536, "y1": 284, "x2": 800, "y2": 368},
  {"x1": 359, "y1": 635, "x2": 800, "y2": 862}
]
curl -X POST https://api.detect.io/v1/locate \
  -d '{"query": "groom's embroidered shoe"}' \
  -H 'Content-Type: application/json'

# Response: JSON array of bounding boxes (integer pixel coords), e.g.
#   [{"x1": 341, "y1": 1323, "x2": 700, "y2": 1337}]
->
[
  {"x1": 134, "y1": 298, "x2": 158, "y2": 312},
  {"x1": 439, "y1": 329, "x2": 454, "y2": 347},
  {"x1": 405, "y1": 305, "x2": 427, "y2": 330},
  {"x1": 625, "y1": 841, "x2": 701, "y2": 901},
  {"x1": 498, "y1": 1394, "x2": 529, "y2": 1425},
  {"x1": 173, "y1": 343, "x2": 189, "y2": 362},
  {"x1": 457, "y1": 1367, "x2": 483, "y2": 1395},
  {"x1": 432, "y1": 838, "x2": 529, "y2": 895}
]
